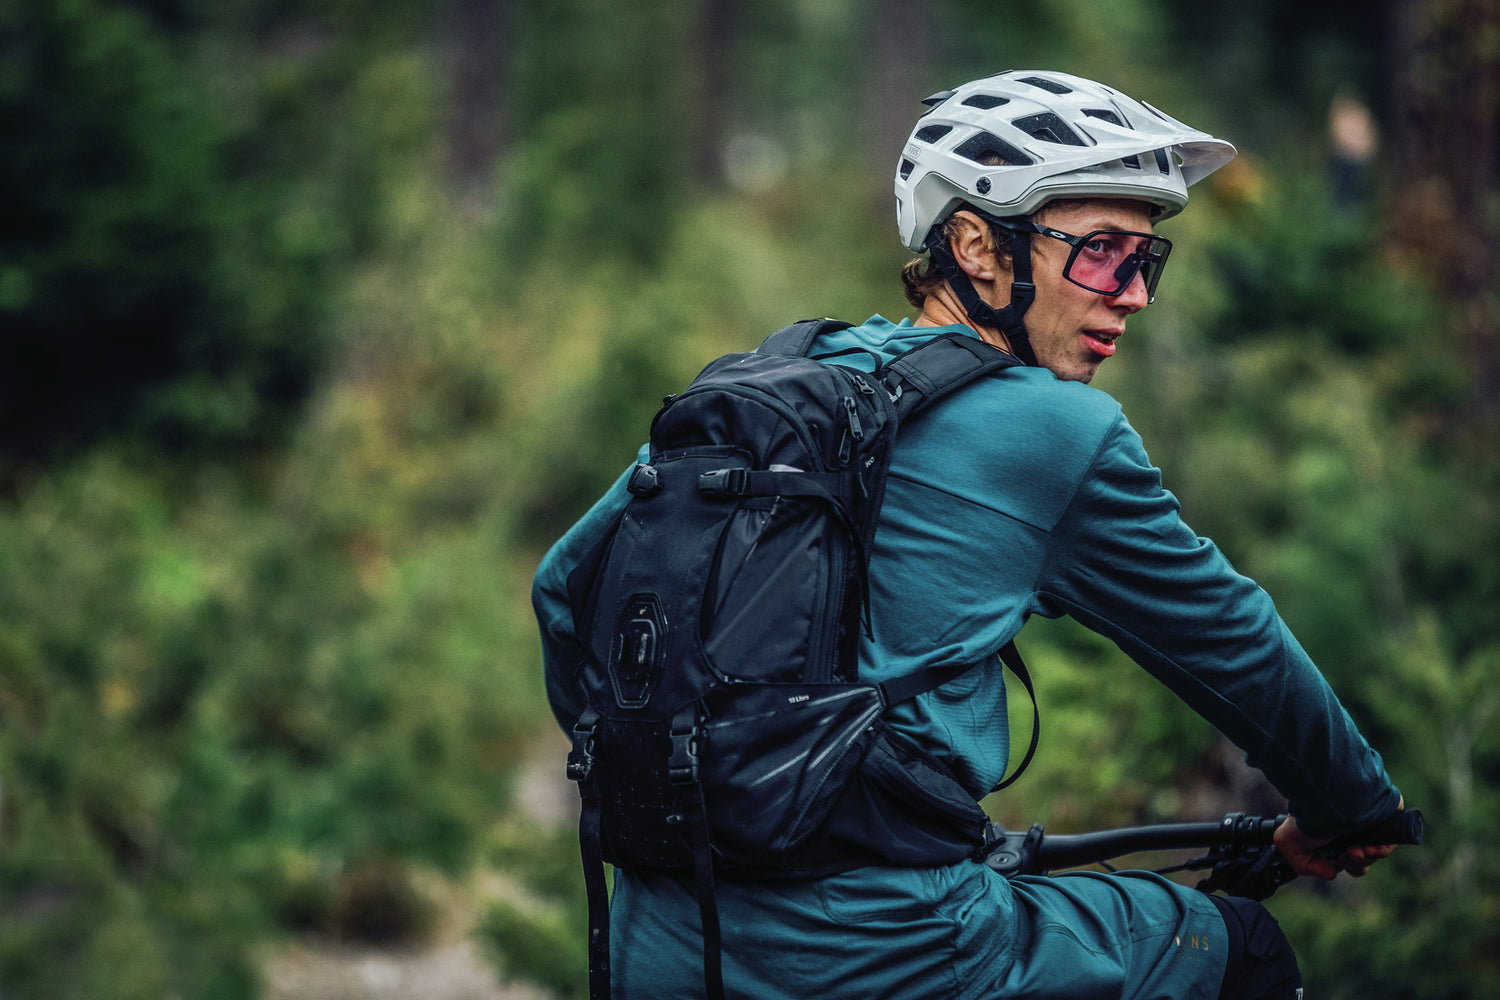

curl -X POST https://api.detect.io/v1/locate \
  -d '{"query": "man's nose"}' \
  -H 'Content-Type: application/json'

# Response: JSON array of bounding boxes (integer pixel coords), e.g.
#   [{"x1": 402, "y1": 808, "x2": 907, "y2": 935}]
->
[{"x1": 1107, "y1": 265, "x2": 1151, "y2": 312}]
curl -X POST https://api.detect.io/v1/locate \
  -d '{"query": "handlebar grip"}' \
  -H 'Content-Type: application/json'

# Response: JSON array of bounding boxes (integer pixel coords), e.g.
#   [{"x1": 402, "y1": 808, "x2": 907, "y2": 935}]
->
[{"x1": 1332, "y1": 808, "x2": 1425, "y2": 848}]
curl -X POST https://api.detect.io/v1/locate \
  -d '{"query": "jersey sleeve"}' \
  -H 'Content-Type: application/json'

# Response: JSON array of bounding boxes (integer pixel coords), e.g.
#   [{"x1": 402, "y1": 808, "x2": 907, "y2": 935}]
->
[
  {"x1": 1037, "y1": 411, "x2": 1400, "y2": 838},
  {"x1": 532, "y1": 460, "x2": 638, "y2": 733}
]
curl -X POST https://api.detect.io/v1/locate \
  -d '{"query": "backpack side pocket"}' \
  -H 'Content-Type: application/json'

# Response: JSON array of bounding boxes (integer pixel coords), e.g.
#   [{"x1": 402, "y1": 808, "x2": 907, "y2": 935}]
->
[
  {"x1": 697, "y1": 682, "x2": 884, "y2": 865},
  {"x1": 703, "y1": 495, "x2": 847, "y2": 684}
]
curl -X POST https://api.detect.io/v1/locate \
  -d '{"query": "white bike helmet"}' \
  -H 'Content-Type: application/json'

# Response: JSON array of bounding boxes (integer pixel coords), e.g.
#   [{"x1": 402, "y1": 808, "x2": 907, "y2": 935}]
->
[{"x1": 895, "y1": 70, "x2": 1236, "y2": 251}]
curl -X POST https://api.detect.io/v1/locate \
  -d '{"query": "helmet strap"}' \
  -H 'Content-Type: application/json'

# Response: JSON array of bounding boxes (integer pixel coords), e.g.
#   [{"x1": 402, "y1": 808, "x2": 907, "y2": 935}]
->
[{"x1": 924, "y1": 225, "x2": 1039, "y2": 367}]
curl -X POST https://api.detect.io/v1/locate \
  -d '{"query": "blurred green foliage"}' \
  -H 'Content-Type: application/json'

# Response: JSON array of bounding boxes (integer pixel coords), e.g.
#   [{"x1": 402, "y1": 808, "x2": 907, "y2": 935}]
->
[
  {"x1": 1, "y1": 1, "x2": 1496, "y2": 998},
  {"x1": 476, "y1": 819, "x2": 591, "y2": 1000}
]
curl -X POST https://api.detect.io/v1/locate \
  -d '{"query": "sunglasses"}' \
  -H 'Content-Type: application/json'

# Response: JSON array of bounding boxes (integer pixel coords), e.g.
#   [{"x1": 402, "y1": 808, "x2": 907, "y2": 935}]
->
[{"x1": 987, "y1": 218, "x2": 1174, "y2": 303}]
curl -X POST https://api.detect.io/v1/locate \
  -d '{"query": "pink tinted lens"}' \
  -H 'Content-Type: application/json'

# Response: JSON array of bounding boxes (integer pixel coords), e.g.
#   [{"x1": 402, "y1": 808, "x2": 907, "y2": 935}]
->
[{"x1": 1069, "y1": 233, "x2": 1153, "y2": 292}]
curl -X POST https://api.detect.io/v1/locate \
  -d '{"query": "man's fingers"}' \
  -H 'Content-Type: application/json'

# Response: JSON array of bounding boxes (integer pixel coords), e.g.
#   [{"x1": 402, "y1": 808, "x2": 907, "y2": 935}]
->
[
  {"x1": 1337, "y1": 842, "x2": 1397, "y2": 876},
  {"x1": 1274, "y1": 814, "x2": 1337, "y2": 879},
  {"x1": 1273, "y1": 814, "x2": 1403, "y2": 880}
]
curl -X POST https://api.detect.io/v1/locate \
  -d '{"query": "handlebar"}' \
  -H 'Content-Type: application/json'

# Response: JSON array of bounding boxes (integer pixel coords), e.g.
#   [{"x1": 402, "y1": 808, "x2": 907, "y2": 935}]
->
[{"x1": 983, "y1": 809, "x2": 1424, "y2": 901}]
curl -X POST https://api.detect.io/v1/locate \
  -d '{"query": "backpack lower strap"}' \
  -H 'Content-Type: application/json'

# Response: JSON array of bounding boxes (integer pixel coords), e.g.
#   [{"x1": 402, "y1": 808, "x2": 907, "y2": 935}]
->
[
  {"x1": 569, "y1": 708, "x2": 613, "y2": 1000},
  {"x1": 671, "y1": 707, "x2": 727, "y2": 1000},
  {"x1": 683, "y1": 783, "x2": 726, "y2": 1000},
  {"x1": 579, "y1": 791, "x2": 612, "y2": 1000}
]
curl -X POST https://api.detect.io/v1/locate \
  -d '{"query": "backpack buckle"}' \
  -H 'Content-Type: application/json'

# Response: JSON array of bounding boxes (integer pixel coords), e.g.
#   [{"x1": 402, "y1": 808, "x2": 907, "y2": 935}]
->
[
  {"x1": 668, "y1": 711, "x2": 701, "y2": 784},
  {"x1": 697, "y1": 468, "x2": 747, "y2": 498},
  {"x1": 627, "y1": 464, "x2": 662, "y2": 497},
  {"x1": 567, "y1": 711, "x2": 599, "y2": 783}
]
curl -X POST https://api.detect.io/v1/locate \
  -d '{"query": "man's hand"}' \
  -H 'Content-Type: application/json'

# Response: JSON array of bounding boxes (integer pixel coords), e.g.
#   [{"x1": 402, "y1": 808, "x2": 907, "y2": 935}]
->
[{"x1": 1274, "y1": 799, "x2": 1404, "y2": 880}]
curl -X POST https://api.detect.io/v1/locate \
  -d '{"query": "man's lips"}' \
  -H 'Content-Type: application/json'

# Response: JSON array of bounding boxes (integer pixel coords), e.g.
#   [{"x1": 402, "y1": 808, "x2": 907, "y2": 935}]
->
[{"x1": 1083, "y1": 330, "x2": 1121, "y2": 357}]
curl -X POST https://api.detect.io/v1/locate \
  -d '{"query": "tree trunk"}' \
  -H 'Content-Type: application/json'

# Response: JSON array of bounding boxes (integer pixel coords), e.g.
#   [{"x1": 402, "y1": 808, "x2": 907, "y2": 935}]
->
[
  {"x1": 1386, "y1": 0, "x2": 1500, "y2": 420},
  {"x1": 863, "y1": 0, "x2": 934, "y2": 173},
  {"x1": 444, "y1": 0, "x2": 512, "y2": 205},
  {"x1": 691, "y1": 0, "x2": 739, "y2": 186}
]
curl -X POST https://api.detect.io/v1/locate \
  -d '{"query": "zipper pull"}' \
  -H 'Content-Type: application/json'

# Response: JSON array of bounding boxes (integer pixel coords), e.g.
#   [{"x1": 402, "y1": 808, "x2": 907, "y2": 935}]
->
[{"x1": 842, "y1": 396, "x2": 864, "y2": 442}]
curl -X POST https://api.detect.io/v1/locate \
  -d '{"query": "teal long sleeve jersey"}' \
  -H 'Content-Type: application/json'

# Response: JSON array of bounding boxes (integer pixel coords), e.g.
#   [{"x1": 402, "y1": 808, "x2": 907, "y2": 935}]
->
[
  {"x1": 536, "y1": 316, "x2": 1397, "y2": 834},
  {"x1": 531, "y1": 317, "x2": 1400, "y2": 997}
]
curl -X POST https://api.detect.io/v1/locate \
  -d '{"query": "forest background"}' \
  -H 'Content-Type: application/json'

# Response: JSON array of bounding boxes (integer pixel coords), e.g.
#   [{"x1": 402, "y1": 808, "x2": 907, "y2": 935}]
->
[{"x1": 2, "y1": 0, "x2": 1497, "y2": 997}]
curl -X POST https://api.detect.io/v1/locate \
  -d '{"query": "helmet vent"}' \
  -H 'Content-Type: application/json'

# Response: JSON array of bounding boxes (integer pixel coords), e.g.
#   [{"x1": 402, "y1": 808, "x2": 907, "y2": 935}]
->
[
  {"x1": 1010, "y1": 112, "x2": 1086, "y2": 147},
  {"x1": 1154, "y1": 147, "x2": 1171, "y2": 173},
  {"x1": 914, "y1": 124, "x2": 954, "y2": 144},
  {"x1": 1019, "y1": 76, "x2": 1073, "y2": 95},
  {"x1": 954, "y1": 132, "x2": 1034, "y2": 167},
  {"x1": 962, "y1": 94, "x2": 1010, "y2": 110},
  {"x1": 899, "y1": 158, "x2": 916, "y2": 180},
  {"x1": 1083, "y1": 109, "x2": 1126, "y2": 127}
]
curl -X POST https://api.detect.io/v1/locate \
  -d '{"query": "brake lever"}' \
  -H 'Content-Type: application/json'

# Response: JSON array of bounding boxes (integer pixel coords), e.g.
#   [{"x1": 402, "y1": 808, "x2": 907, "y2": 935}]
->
[{"x1": 1196, "y1": 844, "x2": 1297, "y2": 901}]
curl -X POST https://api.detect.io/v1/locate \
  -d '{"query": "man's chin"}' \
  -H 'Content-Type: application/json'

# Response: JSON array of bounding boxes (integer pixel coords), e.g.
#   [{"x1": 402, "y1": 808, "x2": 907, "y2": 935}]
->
[{"x1": 1054, "y1": 362, "x2": 1101, "y2": 384}]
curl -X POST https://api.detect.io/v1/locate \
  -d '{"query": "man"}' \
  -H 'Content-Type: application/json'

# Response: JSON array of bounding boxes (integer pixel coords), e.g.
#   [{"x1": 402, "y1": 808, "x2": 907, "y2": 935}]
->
[{"x1": 534, "y1": 70, "x2": 1402, "y2": 999}]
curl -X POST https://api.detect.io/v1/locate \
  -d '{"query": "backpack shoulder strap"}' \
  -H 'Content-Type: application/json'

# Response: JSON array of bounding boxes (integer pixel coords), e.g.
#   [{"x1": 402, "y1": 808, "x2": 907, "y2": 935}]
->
[
  {"x1": 874, "y1": 332, "x2": 1037, "y2": 789},
  {"x1": 757, "y1": 322, "x2": 1039, "y2": 788},
  {"x1": 757, "y1": 318, "x2": 855, "y2": 358},
  {"x1": 882, "y1": 331, "x2": 1022, "y2": 418}
]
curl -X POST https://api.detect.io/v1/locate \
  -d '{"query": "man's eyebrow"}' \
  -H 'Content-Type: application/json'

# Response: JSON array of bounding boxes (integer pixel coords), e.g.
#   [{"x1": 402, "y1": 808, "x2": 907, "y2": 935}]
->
[
  {"x1": 1084, "y1": 220, "x2": 1155, "y2": 234},
  {"x1": 1037, "y1": 212, "x2": 1154, "y2": 234}
]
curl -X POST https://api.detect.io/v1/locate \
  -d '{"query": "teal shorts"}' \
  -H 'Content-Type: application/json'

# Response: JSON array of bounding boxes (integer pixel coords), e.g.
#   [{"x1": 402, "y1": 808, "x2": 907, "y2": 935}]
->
[{"x1": 610, "y1": 861, "x2": 1229, "y2": 999}]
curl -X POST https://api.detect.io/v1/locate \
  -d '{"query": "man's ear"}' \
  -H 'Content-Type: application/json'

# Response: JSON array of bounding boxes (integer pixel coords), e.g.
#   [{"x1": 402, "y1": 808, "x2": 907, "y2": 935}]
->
[{"x1": 947, "y1": 211, "x2": 1004, "y2": 281}]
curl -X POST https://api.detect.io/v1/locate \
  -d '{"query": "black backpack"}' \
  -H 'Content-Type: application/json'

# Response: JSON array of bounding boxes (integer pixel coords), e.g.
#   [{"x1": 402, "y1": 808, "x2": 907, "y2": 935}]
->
[{"x1": 563, "y1": 320, "x2": 1038, "y2": 1000}]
